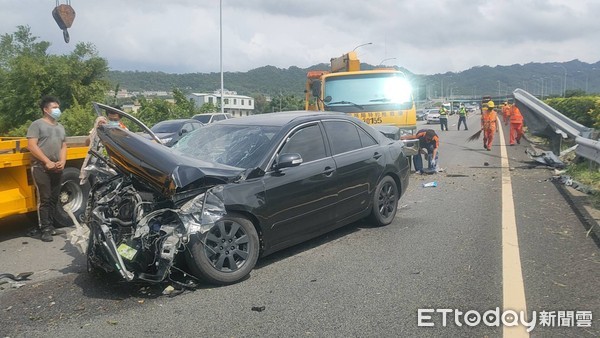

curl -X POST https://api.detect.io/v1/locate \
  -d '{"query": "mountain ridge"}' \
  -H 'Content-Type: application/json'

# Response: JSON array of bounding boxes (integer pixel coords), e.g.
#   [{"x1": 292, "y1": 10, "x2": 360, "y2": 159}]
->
[{"x1": 107, "y1": 59, "x2": 600, "y2": 99}]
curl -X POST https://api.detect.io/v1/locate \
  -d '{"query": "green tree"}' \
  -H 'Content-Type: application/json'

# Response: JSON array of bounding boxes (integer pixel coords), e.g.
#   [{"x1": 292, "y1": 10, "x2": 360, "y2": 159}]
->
[
  {"x1": 136, "y1": 88, "x2": 198, "y2": 127},
  {"x1": 253, "y1": 94, "x2": 269, "y2": 114},
  {"x1": 0, "y1": 26, "x2": 109, "y2": 135},
  {"x1": 199, "y1": 103, "x2": 217, "y2": 113},
  {"x1": 268, "y1": 94, "x2": 304, "y2": 112}
]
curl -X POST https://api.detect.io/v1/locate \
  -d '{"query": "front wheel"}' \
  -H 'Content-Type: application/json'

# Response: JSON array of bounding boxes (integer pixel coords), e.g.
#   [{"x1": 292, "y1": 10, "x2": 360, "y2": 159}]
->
[
  {"x1": 186, "y1": 213, "x2": 260, "y2": 285},
  {"x1": 368, "y1": 175, "x2": 399, "y2": 226}
]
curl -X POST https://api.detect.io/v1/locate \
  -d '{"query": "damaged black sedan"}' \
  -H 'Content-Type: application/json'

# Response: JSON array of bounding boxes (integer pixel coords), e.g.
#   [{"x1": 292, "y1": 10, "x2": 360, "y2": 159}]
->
[{"x1": 84, "y1": 108, "x2": 410, "y2": 285}]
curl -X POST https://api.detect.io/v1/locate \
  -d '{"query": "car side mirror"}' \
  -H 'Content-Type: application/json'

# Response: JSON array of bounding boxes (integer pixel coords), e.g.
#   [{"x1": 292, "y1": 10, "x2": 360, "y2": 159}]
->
[
  {"x1": 180, "y1": 129, "x2": 188, "y2": 135},
  {"x1": 274, "y1": 153, "x2": 303, "y2": 170}
]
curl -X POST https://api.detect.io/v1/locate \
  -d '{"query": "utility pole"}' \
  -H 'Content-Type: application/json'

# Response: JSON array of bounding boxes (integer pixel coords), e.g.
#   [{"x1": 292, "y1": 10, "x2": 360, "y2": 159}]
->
[{"x1": 220, "y1": 0, "x2": 224, "y2": 115}]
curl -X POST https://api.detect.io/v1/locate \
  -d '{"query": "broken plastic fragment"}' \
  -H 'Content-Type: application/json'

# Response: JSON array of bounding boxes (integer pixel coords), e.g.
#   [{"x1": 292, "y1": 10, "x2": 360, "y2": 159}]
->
[
  {"x1": 422, "y1": 181, "x2": 438, "y2": 188},
  {"x1": 162, "y1": 285, "x2": 175, "y2": 295}
]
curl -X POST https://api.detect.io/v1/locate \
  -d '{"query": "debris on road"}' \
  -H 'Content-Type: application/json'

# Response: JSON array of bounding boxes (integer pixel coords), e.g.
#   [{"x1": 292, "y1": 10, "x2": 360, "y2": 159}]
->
[
  {"x1": 162, "y1": 285, "x2": 175, "y2": 295},
  {"x1": 251, "y1": 306, "x2": 266, "y2": 312},
  {"x1": 525, "y1": 147, "x2": 565, "y2": 168},
  {"x1": 422, "y1": 181, "x2": 438, "y2": 188},
  {"x1": 0, "y1": 271, "x2": 34, "y2": 282}
]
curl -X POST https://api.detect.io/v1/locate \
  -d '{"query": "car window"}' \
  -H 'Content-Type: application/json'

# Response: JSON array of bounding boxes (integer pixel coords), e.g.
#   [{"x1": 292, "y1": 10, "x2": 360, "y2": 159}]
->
[
  {"x1": 193, "y1": 115, "x2": 211, "y2": 124},
  {"x1": 357, "y1": 127, "x2": 377, "y2": 147},
  {"x1": 151, "y1": 121, "x2": 182, "y2": 133},
  {"x1": 323, "y1": 121, "x2": 362, "y2": 155},
  {"x1": 280, "y1": 124, "x2": 327, "y2": 163},
  {"x1": 191, "y1": 122, "x2": 202, "y2": 130},
  {"x1": 225, "y1": 114, "x2": 233, "y2": 119},
  {"x1": 213, "y1": 114, "x2": 225, "y2": 121}
]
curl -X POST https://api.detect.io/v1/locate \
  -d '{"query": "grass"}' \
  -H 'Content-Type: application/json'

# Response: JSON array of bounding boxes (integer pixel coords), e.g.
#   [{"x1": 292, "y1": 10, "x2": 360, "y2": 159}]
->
[{"x1": 566, "y1": 160, "x2": 600, "y2": 208}]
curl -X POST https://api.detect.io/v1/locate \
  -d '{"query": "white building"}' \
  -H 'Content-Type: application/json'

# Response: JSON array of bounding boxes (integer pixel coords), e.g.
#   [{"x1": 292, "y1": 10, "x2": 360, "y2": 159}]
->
[{"x1": 187, "y1": 90, "x2": 255, "y2": 117}]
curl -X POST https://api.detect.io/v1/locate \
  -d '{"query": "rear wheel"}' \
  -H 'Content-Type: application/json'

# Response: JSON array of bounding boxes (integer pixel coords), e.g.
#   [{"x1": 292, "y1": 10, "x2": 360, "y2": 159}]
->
[
  {"x1": 54, "y1": 167, "x2": 90, "y2": 227},
  {"x1": 186, "y1": 213, "x2": 259, "y2": 285},
  {"x1": 368, "y1": 175, "x2": 399, "y2": 226}
]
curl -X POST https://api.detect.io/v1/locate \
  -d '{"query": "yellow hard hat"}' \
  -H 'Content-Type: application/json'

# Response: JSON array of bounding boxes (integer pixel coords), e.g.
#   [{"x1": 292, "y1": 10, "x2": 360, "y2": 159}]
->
[{"x1": 486, "y1": 100, "x2": 495, "y2": 108}]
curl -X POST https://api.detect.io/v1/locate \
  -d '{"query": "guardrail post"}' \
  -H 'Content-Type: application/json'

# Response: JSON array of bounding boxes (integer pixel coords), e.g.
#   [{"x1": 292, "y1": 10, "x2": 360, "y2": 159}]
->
[{"x1": 551, "y1": 133, "x2": 562, "y2": 156}]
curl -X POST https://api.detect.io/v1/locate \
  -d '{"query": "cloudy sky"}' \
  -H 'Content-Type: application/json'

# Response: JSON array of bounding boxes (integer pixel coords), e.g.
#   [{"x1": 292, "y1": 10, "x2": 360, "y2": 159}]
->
[{"x1": 1, "y1": 0, "x2": 599, "y2": 75}]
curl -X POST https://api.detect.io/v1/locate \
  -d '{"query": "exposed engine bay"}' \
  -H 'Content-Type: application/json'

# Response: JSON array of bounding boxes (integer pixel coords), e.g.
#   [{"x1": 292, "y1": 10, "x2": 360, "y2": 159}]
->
[
  {"x1": 80, "y1": 147, "x2": 228, "y2": 287},
  {"x1": 86, "y1": 169, "x2": 227, "y2": 284}
]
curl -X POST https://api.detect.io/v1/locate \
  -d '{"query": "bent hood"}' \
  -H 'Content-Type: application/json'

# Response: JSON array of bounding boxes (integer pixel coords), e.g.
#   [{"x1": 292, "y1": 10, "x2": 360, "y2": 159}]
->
[{"x1": 97, "y1": 126, "x2": 245, "y2": 196}]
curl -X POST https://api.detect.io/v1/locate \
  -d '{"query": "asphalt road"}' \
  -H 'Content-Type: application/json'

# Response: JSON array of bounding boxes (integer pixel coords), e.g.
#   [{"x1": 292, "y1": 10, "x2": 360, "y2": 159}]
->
[{"x1": 0, "y1": 113, "x2": 598, "y2": 337}]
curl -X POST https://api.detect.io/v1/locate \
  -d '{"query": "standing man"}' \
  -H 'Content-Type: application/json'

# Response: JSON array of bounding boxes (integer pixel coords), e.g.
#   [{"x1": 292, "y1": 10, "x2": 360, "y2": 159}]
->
[
  {"x1": 27, "y1": 96, "x2": 67, "y2": 242},
  {"x1": 507, "y1": 100, "x2": 524, "y2": 145},
  {"x1": 401, "y1": 129, "x2": 440, "y2": 173},
  {"x1": 439, "y1": 104, "x2": 449, "y2": 131},
  {"x1": 481, "y1": 100, "x2": 498, "y2": 151},
  {"x1": 457, "y1": 103, "x2": 468, "y2": 131}
]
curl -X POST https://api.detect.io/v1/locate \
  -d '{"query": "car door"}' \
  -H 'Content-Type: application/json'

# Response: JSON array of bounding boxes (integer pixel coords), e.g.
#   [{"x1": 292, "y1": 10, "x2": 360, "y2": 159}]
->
[
  {"x1": 322, "y1": 120, "x2": 384, "y2": 222},
  {"x1": 262, "y1": 122, "x2": 338, "y2": 247}
]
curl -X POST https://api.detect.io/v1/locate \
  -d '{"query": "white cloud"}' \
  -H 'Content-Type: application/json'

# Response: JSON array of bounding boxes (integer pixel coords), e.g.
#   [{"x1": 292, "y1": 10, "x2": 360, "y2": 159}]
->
[{"x1": 0, "y1": 0, "x2": 598, "y2": 74}]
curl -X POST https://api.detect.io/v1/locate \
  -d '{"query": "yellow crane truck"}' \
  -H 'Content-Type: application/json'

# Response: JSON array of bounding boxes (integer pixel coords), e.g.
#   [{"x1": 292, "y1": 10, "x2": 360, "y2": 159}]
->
[
  {"x1": 0, "y1": 136, "x2": 90, "y2": 226},
  {"x1": 304, "y1": 51, "x2": 417, "y2": 135}
]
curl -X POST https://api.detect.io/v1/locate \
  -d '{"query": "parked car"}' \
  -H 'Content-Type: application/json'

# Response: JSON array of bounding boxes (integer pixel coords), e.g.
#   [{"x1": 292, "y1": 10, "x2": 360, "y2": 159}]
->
[
  {"x1": 88, "y1": 111, "x2": 410, "y2": 285},
  {"x1": 192, "y1": 113, "x2": 233, "y2": 124},
  {"x1": 426, "y1": 109, "x2": 440, "y2": 124},
  {"x1": 149, "y1": 119, "x2": 204, "y2": 147}
]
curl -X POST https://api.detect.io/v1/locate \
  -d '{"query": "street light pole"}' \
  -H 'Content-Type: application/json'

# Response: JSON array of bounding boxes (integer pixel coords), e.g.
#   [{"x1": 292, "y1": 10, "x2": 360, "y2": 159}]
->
[
  {"x1": 220, "y1": 0, "x2": 224, "y2": 115},
  {"x1": 352, "y1": 42, "x2": 372, "y2": 51},
  {"x1": 378, "y1": 57, "x2": 397, "y2": 66},
  {"x1": 497, "y1": 80, "x2": 501, "y2": 98},
  {"x1": 554, "y1": 64, "x2": 567, "y2": 97}
]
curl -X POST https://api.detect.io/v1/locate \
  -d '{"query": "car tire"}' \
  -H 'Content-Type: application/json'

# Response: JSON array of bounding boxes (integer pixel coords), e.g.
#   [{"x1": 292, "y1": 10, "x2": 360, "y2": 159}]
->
[
  {"x1": 53, "y1": 167, "x2": 90, "y2": 227},
  {"x1": 186, "y1": 213, "x2": 260, "y2": 285},
  {"x1": 368, "y1": 175, "x2": 399, "y2": 226}
]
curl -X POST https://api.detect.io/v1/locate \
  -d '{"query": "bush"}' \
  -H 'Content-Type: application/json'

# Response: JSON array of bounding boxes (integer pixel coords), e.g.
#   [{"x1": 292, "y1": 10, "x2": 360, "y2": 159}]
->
[{"x1": 544, "y1": 96, "x2": 600, "y2": 128}]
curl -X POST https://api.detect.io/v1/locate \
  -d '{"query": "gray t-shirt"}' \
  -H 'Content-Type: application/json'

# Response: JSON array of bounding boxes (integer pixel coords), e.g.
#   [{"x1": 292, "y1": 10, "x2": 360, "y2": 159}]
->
[{"x1": 26, "y1": 118, "x2": 66, "y2": 166}]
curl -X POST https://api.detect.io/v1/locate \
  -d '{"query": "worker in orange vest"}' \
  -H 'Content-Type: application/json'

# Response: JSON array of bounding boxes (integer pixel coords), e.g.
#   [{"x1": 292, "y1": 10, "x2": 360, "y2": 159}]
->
[
  {"x1": 481, "y1": 100, "x2": 498, "y2": 151},
  {"x1": 501, "y1": 101, "x2": 510, "y2": 125},
  {"x1": 507, "y1": 100, "x2": 524, "y2": 145}
]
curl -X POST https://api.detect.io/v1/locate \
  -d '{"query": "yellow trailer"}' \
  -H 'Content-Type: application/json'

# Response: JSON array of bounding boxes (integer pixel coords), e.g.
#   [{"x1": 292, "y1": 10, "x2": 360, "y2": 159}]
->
[{"x1": 0, "y1": 136, "x2": 90, "y2": 225}]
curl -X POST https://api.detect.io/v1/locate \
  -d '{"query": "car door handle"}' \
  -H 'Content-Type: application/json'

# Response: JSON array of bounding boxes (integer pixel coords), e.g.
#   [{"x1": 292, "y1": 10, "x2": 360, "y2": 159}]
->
[
  {"x1": 323, "y1": 166, "x2": 335, "y2": 177},
  {"x1": 373, "y1": 152, "x2": 382, "y2": 160}
]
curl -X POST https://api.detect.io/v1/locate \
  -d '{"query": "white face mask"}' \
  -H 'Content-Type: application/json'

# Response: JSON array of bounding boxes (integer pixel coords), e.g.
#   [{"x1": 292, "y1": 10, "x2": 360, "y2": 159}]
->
[{"x1": 49, "y1": 108, "x2": 62, "y2": 120}]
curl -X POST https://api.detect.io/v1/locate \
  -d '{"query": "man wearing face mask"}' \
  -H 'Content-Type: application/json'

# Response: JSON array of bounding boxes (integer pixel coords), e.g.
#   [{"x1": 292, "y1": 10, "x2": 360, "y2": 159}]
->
[
  {"x1": 26, "y1": 96, "x2": 68, "y2": 242},
  {"x1": 85, "y1": 107, "x2": 127, "y2": 146}
]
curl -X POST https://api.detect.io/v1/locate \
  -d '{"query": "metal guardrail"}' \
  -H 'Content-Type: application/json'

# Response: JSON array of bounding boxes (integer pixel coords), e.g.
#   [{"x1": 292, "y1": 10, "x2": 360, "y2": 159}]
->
[
  {"x1": 513, "y1": 88, "x2": 600, "y2": 164},
  {"x1": 575, "y1": 136, "x2": 600, "y2": 164}
]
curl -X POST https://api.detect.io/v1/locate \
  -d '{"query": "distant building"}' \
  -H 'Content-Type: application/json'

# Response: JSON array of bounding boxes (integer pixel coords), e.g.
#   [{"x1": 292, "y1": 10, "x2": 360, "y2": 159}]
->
[{"x1": 187, "y1": 90, "x2": 255, "y2": 117}]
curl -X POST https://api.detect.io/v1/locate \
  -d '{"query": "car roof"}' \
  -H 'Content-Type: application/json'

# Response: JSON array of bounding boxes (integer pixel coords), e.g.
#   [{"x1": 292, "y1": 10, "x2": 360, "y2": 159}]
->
[
  {"x1": 218, "y1": 111, "x2": 347, "y2": 127},
  {"x1": 154, "y1": 119, "x2": 200, "y2": 125}
]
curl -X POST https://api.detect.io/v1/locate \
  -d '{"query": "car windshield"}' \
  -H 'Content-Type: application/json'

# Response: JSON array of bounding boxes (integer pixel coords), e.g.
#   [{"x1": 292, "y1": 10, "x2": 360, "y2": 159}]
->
[
  {"x1": 194, "y1": 115, "x2": 212, "y2": 123},
  {"x1": 151, "y1": 121, "x2": 183, "y2": 133},
  {"x1": 324, "y1": 73, "x2": 413, "y2": 109},
  {"x1": 172, "y1": 123, "x2": 281, "y2": 169}
]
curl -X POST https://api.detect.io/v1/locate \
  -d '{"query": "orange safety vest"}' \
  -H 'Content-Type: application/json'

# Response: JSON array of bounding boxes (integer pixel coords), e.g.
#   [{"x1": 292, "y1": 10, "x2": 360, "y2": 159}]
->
[
  {"x1": 481, "y1": 110, "x2": 497, "y2": 130},
  {"x1": 509, "y1": 106, "x2": 523, "y2": 123}
]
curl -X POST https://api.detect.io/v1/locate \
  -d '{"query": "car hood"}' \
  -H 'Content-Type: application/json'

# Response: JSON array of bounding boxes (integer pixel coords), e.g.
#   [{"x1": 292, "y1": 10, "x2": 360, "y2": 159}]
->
[
  {"x1": 97, "y1": 126, "x2": 245, "y2": 197},
  {"x1": 152, "y1": 132, "x2": 177, "y2": 139}
]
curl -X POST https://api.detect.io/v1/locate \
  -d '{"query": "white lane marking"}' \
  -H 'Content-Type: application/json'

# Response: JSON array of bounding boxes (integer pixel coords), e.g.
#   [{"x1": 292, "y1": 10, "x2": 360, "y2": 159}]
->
[{"x1": 498, "y1": 123, "x2": 530, "y2": 338}]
